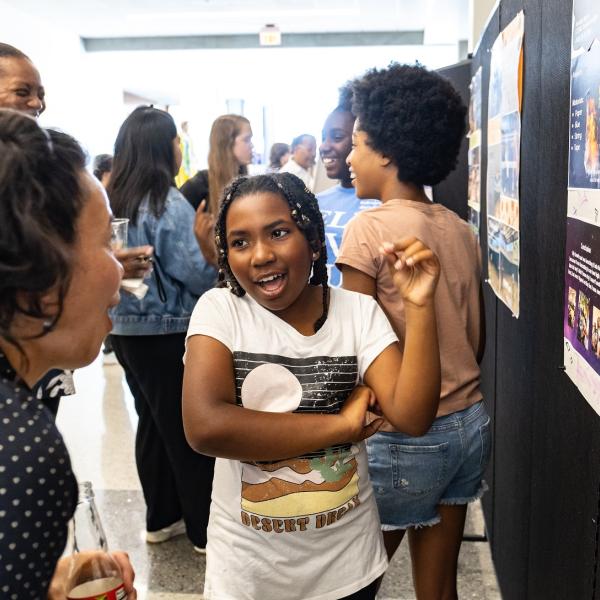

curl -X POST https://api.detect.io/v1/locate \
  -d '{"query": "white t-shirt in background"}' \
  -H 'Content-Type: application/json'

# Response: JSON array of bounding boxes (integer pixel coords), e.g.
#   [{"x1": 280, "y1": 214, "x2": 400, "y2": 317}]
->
[
  {"x1": 186, "y1": 286, "x2": 397, "y2": 600},
  {"x1": 279, "y1": 157, "x2": 314, "y2": 190}
]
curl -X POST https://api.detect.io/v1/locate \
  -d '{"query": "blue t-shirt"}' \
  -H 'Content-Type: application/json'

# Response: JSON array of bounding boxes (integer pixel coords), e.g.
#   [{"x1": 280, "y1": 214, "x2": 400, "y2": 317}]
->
[{"x1": 317, "y1": 185, "x2": 379, "y2": 287}]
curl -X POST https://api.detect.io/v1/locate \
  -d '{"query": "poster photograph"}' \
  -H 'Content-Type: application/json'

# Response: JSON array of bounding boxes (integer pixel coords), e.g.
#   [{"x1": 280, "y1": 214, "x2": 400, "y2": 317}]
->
[
  {"x1": 572, "y1": 0, "x2": 600, "y2": 53},
  {"x1": 568, "y1": 43, "x2": 600, "y2": 189},
  {"x1": 468, "y1": 67, "x2": 483, "y2": 236},
  {"x1": 486, "y1": 11, "x2": 524, "y2": 317},
  {"x1": 564, "y1": 0, "x2": 600, "y2": 413}
]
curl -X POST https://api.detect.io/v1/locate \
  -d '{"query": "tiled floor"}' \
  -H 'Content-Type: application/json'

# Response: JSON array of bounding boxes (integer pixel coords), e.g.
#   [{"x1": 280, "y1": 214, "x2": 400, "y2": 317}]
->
[{"x1": 57, "y1": 357, "x2": 501, "y2": 600}]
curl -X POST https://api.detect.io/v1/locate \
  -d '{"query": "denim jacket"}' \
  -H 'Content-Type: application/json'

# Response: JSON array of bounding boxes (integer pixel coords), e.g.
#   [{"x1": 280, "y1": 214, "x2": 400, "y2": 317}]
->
[{"x1": 110, "y1": 187, "x2": 216, "y2": 335}]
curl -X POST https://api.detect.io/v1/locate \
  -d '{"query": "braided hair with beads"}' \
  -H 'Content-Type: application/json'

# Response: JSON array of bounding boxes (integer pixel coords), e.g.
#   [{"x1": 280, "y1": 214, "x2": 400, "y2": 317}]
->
[{"x1": 214, "y1": 172, "x2": 330, "y2": 332}]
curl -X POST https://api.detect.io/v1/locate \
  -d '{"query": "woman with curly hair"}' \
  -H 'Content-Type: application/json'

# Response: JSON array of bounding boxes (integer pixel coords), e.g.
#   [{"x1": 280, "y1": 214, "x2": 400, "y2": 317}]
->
[
  {"x1": 337, "y1": 63, "x2": 489, "y2": 600},
  {"x1": 0, "y1": 109, "x2": 136, "y2": 598}
]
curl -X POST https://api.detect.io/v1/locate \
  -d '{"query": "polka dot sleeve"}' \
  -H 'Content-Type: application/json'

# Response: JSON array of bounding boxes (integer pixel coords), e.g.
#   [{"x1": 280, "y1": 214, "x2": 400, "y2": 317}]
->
[{"x1": 0, "y1": 354, "x2": 78, "y2": 599}]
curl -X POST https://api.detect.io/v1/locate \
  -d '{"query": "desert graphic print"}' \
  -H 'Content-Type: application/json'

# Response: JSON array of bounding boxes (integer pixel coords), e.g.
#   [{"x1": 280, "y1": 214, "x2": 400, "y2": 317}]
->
[
  {"x1": 233, "y1": 352, "x2": 361, "y2": 526},
  {"x1": 241, "y1": 446, "x2": 359, "y2": 517}
]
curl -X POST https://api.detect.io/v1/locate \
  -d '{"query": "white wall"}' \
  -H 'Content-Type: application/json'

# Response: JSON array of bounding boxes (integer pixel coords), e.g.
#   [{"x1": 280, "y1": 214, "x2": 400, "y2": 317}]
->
[
  {"x1": 0, "y1": 1, "x2": 127, "y2": 158},
  {"x1": 469, "y1": 0, "x2": 499, "y2": 52},
  {"x1": 1, "y1": 1, "x2": 460, "y2": 164},
  {"x1": 87, "y1": 42, "x2": 457, "y2": 168}
]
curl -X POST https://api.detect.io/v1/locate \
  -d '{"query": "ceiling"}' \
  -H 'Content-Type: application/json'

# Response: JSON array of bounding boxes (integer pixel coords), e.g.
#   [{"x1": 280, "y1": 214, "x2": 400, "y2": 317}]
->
[{"x1": 11, "y1": 0, "x2": 470, "y2": 45}]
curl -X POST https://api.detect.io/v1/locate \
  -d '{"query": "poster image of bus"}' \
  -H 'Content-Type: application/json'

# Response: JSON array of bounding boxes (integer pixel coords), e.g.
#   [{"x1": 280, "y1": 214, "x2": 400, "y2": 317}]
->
[{"x1": 487, "y1": 216, "x2": 519, "y2": 313}]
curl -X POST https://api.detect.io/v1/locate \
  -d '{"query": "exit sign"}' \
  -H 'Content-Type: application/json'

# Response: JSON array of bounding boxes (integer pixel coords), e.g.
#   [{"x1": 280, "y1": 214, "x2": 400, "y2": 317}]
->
[{"x1": 260, "y1": 25, "x2": 281, "y2": 46}]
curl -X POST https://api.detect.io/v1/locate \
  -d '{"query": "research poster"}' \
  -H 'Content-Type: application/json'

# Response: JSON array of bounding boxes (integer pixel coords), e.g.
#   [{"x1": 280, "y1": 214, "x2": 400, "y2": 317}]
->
[
  {"x1": 468, "y1": 67, "x2": 483, "y2": 237},
  {"x1": 564, "y1": 0, "x2": 600, "y2": 413},
  {"x1": 486, "y1": 11, "x2": 524, "y2": 317}
]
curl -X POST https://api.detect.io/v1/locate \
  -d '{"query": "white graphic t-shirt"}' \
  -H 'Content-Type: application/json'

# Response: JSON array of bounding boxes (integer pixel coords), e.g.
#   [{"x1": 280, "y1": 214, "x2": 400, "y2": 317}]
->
[{"x1": 186, "y1": 287, "x2": 398, "y2": 600}]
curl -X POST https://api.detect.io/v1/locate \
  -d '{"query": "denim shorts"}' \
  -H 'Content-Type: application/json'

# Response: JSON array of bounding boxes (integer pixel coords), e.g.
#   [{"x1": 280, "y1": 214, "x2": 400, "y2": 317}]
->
[{"x1": 366, "y1": 400, "x2": 491, "y2": 530}]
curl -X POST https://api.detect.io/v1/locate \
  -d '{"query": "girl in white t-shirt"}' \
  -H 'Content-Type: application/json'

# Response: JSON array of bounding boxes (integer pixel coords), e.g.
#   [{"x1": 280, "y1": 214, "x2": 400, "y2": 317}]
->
[{"x1": 182, "y1": 172, "x2": 441, "y2": 600}]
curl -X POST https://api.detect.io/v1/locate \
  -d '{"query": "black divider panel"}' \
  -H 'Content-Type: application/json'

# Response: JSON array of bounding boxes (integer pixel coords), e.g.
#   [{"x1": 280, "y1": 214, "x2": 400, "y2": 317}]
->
[
  {"x1": 486, "y1": 2, "x2": 539, "y2": 596},
  {"x1": 473, "y1": 0, "x2": 600, "y2": 597},
  {"x1": 473, "y1": 7, "x2": 500, "y2": 549},
  {"x1": 433, "y1": 59, "x2": 471, "y2": 220},
  {"x1": 527, "y1": 0, "x2": 600, "y2": 598},
  {"x1": 401, "y1": 1, "x2": 600, "y2": 593}
]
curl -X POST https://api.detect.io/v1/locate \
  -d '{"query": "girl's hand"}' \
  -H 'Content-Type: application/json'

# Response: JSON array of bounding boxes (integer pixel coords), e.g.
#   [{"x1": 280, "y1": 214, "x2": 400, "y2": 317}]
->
[
  {"x1": 194, "y1": 200, "x2": 218, "y2": 267},
  {"x1": 339, "y1": 385, "x2": 383, "y2": 442},
  {"x1": 380, "y1": 237, "x2": 440, "y2": 308}
]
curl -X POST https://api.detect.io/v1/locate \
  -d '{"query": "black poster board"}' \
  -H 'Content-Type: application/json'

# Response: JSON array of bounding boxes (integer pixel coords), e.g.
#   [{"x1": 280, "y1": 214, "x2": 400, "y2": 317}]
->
[
  {"x1": 433, "y1": 59, "x2": 471, "y2": 221},
  {"x1": 472, "y1": 0, "x2": 600, "y2": 598}
]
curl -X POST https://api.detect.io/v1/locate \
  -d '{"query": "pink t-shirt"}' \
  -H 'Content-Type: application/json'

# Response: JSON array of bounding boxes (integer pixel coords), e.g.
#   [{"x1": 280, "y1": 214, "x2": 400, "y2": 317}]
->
[{"x1": 337, "y1": 198, "x2": 482, "y2": 420}]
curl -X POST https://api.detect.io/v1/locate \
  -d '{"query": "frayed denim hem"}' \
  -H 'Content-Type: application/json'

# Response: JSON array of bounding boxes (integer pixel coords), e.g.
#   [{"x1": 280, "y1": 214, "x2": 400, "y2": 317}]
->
[
  {"x1": 381, "y1": 514, "x2": 441, "y2": 531},
  {"x1": 439, "y1": 480, "x2": 489, "y2": 506}
]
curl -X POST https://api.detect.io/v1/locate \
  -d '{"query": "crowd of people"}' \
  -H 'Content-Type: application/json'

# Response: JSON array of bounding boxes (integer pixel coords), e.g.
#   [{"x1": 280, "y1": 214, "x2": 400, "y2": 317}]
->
[{"x1": 0, "y1": 40, "x2": 487, "y2": 600}]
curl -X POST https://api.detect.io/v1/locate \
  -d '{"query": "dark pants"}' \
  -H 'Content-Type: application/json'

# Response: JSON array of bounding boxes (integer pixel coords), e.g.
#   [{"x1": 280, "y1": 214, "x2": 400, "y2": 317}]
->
[
  {"x1": 111, "y1": 333, "x2": 214, "y2": 547},
  {"x1": 339, "y1": 578, "x2": 380, "y2": 600}
]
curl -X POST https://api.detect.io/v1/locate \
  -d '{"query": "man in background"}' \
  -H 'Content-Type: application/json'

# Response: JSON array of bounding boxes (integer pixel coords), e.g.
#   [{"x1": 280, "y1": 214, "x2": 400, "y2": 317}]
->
[{"x1": 280, "y1": 133, "x2": 317, "y2": 189}]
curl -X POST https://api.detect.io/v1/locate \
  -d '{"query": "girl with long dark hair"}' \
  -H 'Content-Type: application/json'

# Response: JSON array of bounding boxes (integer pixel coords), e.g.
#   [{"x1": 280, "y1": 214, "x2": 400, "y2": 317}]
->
[{"x1": 108, "y1": 106, "x2": 216, "y2": 552}]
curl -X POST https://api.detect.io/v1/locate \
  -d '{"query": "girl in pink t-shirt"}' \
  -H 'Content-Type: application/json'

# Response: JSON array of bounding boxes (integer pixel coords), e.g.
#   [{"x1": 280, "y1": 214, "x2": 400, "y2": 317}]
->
[{"x1": 338, "y1": 63, "x2": 490, "y2": 600}]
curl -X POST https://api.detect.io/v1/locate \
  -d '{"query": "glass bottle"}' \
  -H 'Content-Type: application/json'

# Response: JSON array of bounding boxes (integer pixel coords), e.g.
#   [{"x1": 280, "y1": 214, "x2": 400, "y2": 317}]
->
[{"x1": 65, "y1": 481, "x2": 127, "y2": 600}]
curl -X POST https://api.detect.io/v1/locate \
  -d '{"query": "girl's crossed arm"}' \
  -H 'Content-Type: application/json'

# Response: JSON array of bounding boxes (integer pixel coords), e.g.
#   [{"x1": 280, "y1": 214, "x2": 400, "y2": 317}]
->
[
  {"x1": 182, "y1": 338, "x2": 382, "y2": 462},
  {"x1": 344, "y1": 238, "x2": 442, "y2": 436}
]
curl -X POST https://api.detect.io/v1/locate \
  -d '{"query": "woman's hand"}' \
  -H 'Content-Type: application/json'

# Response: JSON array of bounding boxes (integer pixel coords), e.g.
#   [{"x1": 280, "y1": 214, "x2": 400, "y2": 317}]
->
[
  {"x1": 114, "y1": 245, "x2": 153, "y2": 279},
  {"x1": 111, "y1": 551, "x2": 136, "y2": 599},
  {"x1": 48, "y1": 551, "x2": 136, "y2": 599},
  {"x1": 338, "y1": 385, "x2": 383, "y2": 442},
  {"x1": 380, "y1": 238, "x2": 440, "y2": 308},
  {"x1": 194, "y1": 200, "x2": 218, "y2": 267}
]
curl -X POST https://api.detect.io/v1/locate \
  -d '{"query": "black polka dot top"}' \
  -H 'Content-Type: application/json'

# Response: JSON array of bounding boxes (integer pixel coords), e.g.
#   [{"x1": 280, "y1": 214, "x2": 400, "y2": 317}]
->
[{"x1": 0, "y1": 352, "x2": 78, "y2": 599}]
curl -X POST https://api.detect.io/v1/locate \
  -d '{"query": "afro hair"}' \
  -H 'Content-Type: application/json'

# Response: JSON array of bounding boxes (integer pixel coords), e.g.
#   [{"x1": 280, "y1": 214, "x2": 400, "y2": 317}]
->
[
  {"x1": 336, "y1": 82, "x2": 353, "y2": 114},
  {"x1": 351, "y1": 63, "x2": 467, "y2": 186}
]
